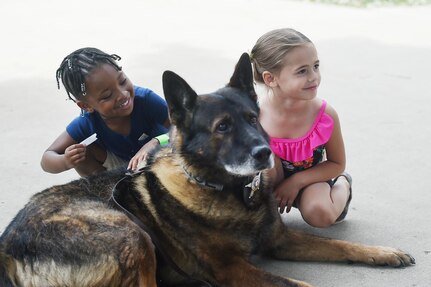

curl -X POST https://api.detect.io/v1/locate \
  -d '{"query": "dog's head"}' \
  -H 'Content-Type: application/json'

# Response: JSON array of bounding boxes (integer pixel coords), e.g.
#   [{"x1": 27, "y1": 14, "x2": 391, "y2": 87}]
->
[{"x1": 162, "y1": 53, "x2": 274, "y2": 180}]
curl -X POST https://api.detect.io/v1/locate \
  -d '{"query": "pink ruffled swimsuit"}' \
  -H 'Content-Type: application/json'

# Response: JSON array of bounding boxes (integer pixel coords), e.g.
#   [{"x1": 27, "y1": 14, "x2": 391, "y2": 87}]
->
[{"x1": 270, "y1": 100, "x2": 334, "y2": 178}]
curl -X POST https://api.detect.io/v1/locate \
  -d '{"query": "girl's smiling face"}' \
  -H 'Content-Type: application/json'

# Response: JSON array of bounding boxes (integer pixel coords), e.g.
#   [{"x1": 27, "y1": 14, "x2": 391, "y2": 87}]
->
[
  {"x1": 77, "y1": 63, "x2": 135, "y2": 120},
  {"x1": 273, "y1": 43, "x2": 321, "y2": 101}
]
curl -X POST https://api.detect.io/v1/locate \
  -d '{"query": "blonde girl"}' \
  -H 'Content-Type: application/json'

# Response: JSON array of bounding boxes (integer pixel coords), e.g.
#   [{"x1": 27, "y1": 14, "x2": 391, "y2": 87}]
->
[{"x1": 251, "y1": 28, "x2": 352, "y2": 227}]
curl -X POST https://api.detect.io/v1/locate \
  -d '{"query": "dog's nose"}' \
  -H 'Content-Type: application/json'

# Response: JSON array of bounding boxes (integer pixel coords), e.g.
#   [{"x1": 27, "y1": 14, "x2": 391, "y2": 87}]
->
[{"x1": 251, "y1": 146, "x2": 271, "y2": 162}]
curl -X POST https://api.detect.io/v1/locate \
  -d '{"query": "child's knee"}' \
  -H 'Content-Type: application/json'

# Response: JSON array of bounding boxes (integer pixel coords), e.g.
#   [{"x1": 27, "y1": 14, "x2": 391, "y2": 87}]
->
[{"x1": 300, "y1": 201, "x2": 336, "y2": 228}]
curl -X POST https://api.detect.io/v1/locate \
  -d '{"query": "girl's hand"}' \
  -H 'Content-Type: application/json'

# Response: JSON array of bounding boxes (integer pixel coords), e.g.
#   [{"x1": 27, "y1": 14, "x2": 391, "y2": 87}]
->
[
  {"x1": 128, "y1": 138, "x2": 160, "y2": 171},
  {"x1": 63, "y1": 144, "x2": 86, "y2": 169},
  {"x1": 274, "y1": 175, "x2": 302, "y2": 214}
]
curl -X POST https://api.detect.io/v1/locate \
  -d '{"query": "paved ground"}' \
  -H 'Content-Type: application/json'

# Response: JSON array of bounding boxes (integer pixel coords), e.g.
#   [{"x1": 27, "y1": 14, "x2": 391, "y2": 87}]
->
[{"x1": 0, "y1": 0, "x2": 430, "y2": 286}]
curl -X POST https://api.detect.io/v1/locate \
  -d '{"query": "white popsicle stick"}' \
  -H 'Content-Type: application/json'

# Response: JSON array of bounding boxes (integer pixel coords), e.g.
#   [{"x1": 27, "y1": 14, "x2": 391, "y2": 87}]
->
[{"x1": 80, "y1": 133, "x2": 98, "y2": 146}]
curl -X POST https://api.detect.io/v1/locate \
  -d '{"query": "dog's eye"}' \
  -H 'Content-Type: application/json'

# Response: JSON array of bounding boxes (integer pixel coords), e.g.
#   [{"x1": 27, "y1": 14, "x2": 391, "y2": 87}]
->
[
  {"x1": 216, "y1": 122, "x2": 229, "y2": 133},
  {"x1": 250, "y1": 116, "x2": 258, "y2": 125}
]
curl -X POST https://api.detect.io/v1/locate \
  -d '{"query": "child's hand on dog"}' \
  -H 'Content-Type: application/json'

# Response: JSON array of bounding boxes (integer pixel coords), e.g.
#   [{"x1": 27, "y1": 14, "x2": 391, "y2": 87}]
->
[{"x1": 127, "y1": 138, "x2": 160, "y2": 171}]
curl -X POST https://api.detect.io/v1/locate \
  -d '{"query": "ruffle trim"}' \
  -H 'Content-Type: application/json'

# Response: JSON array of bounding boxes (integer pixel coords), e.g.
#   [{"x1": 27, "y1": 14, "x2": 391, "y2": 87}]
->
[{"x1": 270, "y1": 102, "x2": 334, "y2": 163}]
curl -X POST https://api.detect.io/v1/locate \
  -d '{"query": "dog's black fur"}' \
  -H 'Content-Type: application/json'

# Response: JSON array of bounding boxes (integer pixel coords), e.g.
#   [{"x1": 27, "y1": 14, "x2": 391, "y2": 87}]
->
[{"x1": 0, "y1": 53, "x2": 414, "y2": 287}]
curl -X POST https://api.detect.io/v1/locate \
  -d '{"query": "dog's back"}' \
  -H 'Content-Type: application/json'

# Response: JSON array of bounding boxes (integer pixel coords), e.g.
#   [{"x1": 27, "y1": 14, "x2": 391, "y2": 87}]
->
[{"x1": 0, "y1": 170, "x2": 158, "y2": 286}]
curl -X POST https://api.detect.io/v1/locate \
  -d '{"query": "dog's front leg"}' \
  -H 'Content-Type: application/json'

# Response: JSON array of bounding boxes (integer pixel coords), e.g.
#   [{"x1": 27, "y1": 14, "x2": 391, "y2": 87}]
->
[
  {"x1": 264, "y1": 224, "x2": 415, "y2": 268},
  {"x1": 211, "y1": 257, "x2": 313, "y2": 287}
]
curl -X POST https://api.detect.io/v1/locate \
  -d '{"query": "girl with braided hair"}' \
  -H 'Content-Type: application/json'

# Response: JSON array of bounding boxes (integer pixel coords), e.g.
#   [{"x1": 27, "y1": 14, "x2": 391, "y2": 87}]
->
[{"x1": 41, "y1": 47, "x2": 170, "y2": 177}]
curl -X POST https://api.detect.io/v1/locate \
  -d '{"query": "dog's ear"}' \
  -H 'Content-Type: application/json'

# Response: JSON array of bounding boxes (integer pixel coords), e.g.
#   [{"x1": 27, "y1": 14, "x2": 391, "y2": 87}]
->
[
  {"x1": 228, "y1": 53, "x2": 257, "y2": 102},
  {"x1": 162, "y1": 70, "x2": 197, "y2": 127}
]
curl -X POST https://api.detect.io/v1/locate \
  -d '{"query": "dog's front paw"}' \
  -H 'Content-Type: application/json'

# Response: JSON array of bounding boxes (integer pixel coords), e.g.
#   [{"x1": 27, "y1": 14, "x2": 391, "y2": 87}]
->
[{"x1": 366, "y1": 246, "x2": 416, "y2": 267}]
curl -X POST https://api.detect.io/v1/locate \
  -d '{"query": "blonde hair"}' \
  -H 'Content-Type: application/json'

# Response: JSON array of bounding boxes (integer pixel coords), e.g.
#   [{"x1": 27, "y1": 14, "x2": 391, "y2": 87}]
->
[{"x1": 250, "y1": 28, "x2": 312, "y2": 84}]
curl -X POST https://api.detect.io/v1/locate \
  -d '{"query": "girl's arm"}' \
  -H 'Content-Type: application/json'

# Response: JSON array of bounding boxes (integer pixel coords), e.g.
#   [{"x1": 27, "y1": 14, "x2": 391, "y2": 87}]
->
[
  {"x1": 274, "y1": 104, "x2": 346, "y2": 213},
  {"x1": 40, "y1": 131, "x2": 86, "y2": 174},
  {"x1": 291, "y1": 104, "x2": 346, "y2": 189}
]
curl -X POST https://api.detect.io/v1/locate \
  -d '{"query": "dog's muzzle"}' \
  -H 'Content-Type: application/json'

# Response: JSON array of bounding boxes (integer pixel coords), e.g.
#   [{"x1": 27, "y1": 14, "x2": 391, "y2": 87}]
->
[{"x1": 251, "y1": 145, "x2": 273, "y2": 170}]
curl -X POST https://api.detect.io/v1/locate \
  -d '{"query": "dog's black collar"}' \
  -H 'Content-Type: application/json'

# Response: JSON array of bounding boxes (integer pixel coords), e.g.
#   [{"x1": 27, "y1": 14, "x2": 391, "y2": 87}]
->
[
  {"x1": 182, "y1": 166, "x2": 224, "y2": 191},
  {"x1": 182, "y1": 167, "x2": 262, "y2": 206},
  {"x1": 127, "y1": 166, "x2": 262, "y2": 209}
]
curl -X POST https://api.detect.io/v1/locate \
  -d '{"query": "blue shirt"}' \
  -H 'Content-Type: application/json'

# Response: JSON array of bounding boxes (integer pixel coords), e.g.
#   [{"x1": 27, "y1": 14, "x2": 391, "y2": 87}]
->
[{"x1": 66, "y1": 86, "x2": 168, "y2": 161}]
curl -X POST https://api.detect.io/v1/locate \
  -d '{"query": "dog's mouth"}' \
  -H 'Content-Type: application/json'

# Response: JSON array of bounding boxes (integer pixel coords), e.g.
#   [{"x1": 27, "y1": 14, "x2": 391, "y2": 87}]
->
[{"x1": 224, "y1": 153, "x2": 274, "y2": 177}]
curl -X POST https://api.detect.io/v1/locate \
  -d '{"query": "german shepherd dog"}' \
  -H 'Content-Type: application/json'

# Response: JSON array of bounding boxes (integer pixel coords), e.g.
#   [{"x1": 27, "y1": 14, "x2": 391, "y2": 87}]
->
[{"x1": 0, "y1": 53, "x2": 414, "y2": 287}]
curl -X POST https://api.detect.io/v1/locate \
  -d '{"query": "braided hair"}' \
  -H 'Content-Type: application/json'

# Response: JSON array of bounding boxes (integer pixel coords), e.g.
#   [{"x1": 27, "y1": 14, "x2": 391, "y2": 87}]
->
[{"x1": 56, "y1": 47, "x2": 122, "y2": 102}]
